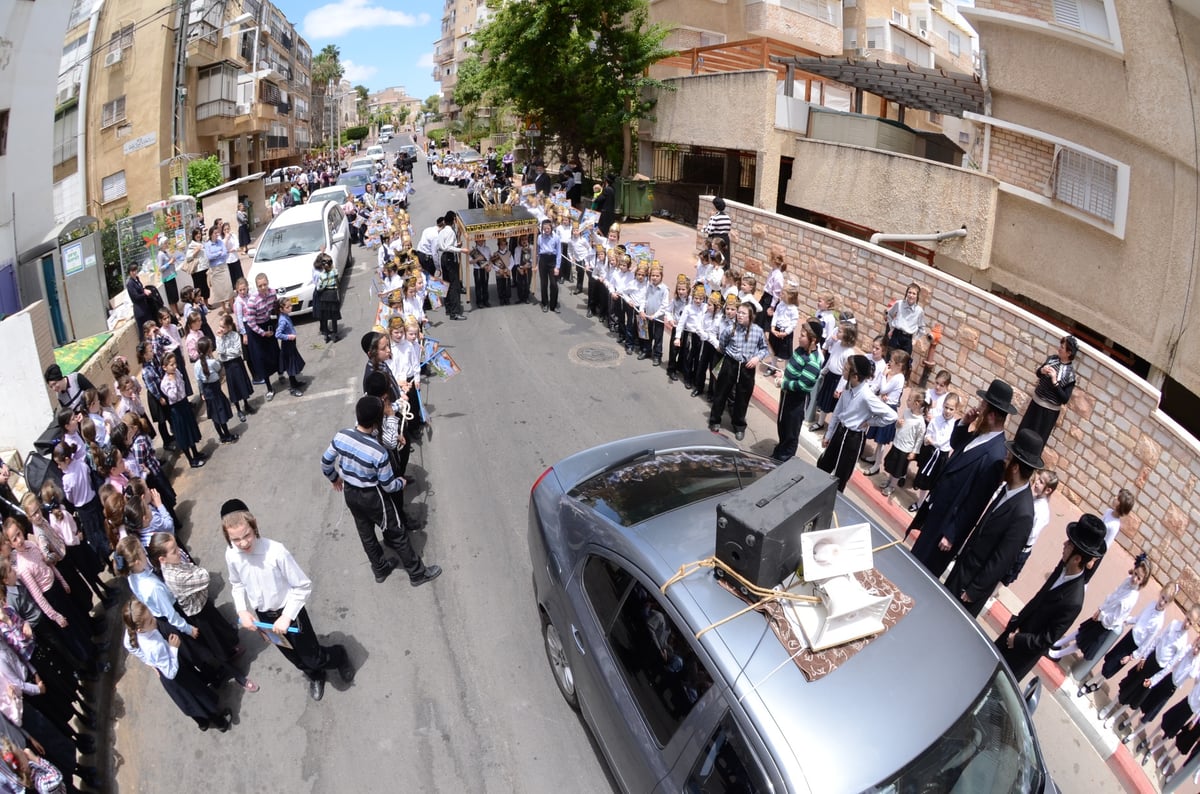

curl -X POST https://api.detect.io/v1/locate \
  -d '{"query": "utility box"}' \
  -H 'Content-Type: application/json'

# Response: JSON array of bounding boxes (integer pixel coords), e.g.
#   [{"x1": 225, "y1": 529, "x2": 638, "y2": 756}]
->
[{"x1": 17, "y1": 218, "x2": 109, "y2": 346}]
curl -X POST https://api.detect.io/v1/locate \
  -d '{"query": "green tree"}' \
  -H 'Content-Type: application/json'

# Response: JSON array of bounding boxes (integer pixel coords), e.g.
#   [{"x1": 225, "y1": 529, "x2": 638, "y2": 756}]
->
[
  {"x1": 469, "y1": 0, "x2": 673, "y2": 175},
  {"x1": 395, "y1": 106, "x2": 410, "y2": 127},
  {"x1": 344, "y1": 125, "x2": 369, "y2": 141},
  {"x1": 311, "y1": 44, "x2": 344, "y2": 86},
  {"x1": 186, "y1": 156, "x2": 224, "y2": 199},
  {"x1": 354, "y1": 84, "x2": 369, "y2": 119},
  {"x1": 421, "y1": 94, "x2": 441, "y2": 120}
]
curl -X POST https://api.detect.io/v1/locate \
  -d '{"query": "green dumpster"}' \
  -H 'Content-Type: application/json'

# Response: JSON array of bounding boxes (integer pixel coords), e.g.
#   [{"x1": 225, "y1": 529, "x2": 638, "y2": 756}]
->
[{"x1": 617, "y1": 176, "x2": 655, "y2": 221}]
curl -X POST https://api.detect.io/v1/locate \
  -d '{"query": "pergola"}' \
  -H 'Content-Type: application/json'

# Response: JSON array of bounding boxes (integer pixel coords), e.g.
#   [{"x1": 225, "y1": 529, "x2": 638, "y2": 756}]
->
[{"x1": 771, "y1": 55, "x2": 984, "y2": 118}]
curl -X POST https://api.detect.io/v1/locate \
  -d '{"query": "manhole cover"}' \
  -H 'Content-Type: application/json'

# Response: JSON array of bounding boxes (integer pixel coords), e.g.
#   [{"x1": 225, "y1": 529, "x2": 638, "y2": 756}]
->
[{"x1": 569, "y1": 342, "x2": 623, "y2": 368}]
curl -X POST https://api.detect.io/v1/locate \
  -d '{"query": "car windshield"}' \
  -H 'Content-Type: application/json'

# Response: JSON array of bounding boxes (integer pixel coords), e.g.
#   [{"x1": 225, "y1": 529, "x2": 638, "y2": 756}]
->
[
  {"x1": 569, "y1": 450, "x2": 776, "y2": 526},
  {"x1": 866, "y1": 667, "x2": 1044, "y2": 794},
  {"x1": 339, "y1": 171, "x2": 371, "y2": 187},
  {"x1": 255, "y1": 220, "x2": 325, "y2": 262}
]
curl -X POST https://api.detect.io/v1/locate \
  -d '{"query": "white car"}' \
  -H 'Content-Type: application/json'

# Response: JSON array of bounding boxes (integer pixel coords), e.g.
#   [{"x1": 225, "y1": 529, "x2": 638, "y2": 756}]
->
[
  {"x1": 308, "y1": 185, "x2": 350, "y2": 205},
  {"x1": 366, "y1": 144, "x2": 386, "y2": 163},
  {"x1": 249, "y1": 201, "x2": 352, "y2": 316}
]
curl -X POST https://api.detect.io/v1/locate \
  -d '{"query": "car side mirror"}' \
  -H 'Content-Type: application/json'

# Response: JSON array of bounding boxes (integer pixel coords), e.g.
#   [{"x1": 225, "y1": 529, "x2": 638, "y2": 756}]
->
[
  {"x1": 331, "y1": 232, "x2": 345, "y2": 243},
  {"x1": 1023, "y1": 676, "x2": 1042, "y2": 714}
]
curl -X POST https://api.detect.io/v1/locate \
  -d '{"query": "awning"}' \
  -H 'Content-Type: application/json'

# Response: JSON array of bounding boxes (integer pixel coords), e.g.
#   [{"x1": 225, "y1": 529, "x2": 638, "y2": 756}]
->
[
  {"x1": 772, "y1": 56, "x2": 984, "y2": 118},
  {"x1": 196, "y1": 172, "x2": 268, "y2": 199}
]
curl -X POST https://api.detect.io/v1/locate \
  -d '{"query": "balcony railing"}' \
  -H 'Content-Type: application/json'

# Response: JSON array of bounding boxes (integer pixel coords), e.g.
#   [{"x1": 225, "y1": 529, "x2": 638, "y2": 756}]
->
[
  {"x1": 266, "y1": 135, "x2": 289, "y2": 150},
  {"x1": 196, "y1": 98, "x2": 237, "y2": 120}
]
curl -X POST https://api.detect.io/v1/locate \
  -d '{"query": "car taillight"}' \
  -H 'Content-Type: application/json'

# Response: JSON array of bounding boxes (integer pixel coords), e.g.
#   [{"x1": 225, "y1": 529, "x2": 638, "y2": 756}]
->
[{"x1": 531, "y1": 467, "x2": 553, "y2": 495}]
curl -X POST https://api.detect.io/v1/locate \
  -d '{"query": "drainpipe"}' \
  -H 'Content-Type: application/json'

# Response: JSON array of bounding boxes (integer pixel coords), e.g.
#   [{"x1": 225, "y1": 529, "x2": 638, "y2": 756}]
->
[
  {"x1": 869, "y1": 226, "x2": 967, "y2": 246},
  {"x1": 75, "y1": 10, "x2": 101, "y2": 217}
]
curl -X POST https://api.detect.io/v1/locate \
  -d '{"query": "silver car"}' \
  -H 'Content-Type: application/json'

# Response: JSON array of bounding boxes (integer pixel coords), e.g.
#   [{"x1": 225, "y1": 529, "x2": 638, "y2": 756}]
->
[{"x1": 528, "y1": 429, "x2": 1055, "y2": 793}]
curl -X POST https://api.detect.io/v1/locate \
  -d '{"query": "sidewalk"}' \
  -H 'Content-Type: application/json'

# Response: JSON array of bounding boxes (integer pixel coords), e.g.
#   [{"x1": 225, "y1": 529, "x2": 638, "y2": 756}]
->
[{"x1": 618, "y1": 213, "x2": 1176, "y2": 794}]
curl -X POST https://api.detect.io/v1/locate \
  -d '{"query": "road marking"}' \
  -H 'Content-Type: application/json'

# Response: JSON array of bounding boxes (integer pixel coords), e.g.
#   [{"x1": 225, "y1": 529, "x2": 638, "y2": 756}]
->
[
  {"x1": 302, "y1": 386, "x2": 355, "y2": 402},
  {"x1": 346, "y1": 376, "x2": 357, "y2": 406}
]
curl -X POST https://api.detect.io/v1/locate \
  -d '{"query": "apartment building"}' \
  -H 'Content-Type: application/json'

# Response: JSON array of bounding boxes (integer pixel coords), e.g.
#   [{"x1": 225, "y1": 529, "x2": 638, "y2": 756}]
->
[
  {"x1": 53, "y1": 0, "x2": 312, "y2": 222},
  {"x1": 368, "y1": 86, "x2": 423, "y2": 128},
  {"x1": 431, "y1": 0, "x2": 494, "y2": 122}
]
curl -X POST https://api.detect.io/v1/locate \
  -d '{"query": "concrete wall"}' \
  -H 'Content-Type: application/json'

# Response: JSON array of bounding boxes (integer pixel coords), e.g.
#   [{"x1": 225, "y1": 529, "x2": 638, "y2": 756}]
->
[
  {"x1": 784, "y1": 138, "x2": 998, "y2": 273},
  {"x1": 963, "y1": 0, "x2": 1200, "y2": 395},
  {"x1": 701, "y1": 197, "x2": 1200, "y2": 603}
]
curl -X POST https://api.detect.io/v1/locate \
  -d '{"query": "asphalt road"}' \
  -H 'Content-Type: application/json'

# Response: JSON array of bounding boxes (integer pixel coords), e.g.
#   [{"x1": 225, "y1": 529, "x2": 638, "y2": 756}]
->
[{"x1": 113, "y1": 137, "x2": 1127, "y2": 794}]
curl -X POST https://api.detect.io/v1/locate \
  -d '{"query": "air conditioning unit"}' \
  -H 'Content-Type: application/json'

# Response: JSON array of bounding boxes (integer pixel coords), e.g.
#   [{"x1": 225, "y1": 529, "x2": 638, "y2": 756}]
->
[
  {"x1": 56, "y1": 84, "x2": 79, "y2": 105},
  {"x1": 918, "y1": 28, "x2": 930, "y2": 40},
  {"x1": 104, "y1": 48, "x2": 123, "y2": 67},
  {"x1": 855, "y1": 48, "x2": 870, "y2": 59}
]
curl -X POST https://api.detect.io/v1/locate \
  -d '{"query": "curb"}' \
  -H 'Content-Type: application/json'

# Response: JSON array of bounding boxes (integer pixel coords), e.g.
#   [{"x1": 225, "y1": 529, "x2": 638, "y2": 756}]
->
[{"x1": 747, "y1": 385, "x2": 1158, "y2": 794}]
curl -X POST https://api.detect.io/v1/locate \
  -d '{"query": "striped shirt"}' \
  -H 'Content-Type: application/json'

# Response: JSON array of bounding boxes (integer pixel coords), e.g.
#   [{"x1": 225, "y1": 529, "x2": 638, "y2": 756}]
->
[
  {"x1": 781, "y1": 349, "x2": 821, "y2": 394},
  {"x1": 703, "y1": 211, "x2": 731, "y2": 238},
  {"x1": 245, "y1": 290, "x2": 277, "y2": 337},
  {"x1": 321, "y1": 428, "x2": 401, "y2": 493}
]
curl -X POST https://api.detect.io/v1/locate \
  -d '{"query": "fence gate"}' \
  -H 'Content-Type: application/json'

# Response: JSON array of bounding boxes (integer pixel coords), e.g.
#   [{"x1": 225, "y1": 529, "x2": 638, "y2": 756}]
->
[{"x1": 652, "y1": 145, "x2": 756, "y2": 225}]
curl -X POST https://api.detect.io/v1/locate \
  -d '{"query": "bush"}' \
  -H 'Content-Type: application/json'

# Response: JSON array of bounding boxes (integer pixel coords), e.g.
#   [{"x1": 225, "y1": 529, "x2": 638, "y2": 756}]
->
[
  {"x1": 344, "y1": 125, "x2": 369, "y2": 142},
  {"x1": 186, "y1": 156, "x2": 224, "y2": 200}
]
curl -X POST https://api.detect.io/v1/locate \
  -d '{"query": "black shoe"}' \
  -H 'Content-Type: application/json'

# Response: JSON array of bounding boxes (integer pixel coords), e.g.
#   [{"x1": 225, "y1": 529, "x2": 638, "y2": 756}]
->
[
  {"x1": 709, "y1": 424, "x2": 721, "y2": 433},
  {"x1": 897, "y1": 477, "x2": 906, "y2": 488},
  {"x1": 373, "y1": 558, "x2": 398, "y2": 583},
  {"x1": 586, "y1": 311, "x2": 594, "y2": 318},
  {"x1": 189, "y1": 458, "x2": 206, "y2": 469},
  {"x1": 735, "y1": 430, "x2": 746, "y2": 441},
  {"x1": 237, "y1": 411, "x2": 247, "y2": 423},
  {"x1": 691, "y1": 389, "x2": 702, "y2": 397},
  {"x1": 309, "y1": 679, "x2": 325, "y2": 702},
  {"x1": 552, "y1": 307, "x2": 560, "y2": 313},
  {"x1": 338, "y1": 659, "x2": 356, "y2": 684},
  {"x1": 266, "y1": 390, "x2": 276, "y2": 402},
  {"x1": 289, "y1": 388, "x2": 303, "y2": 397},
  {"x1": 217, "y1": 708, "x2": 233, "y2": 732},
  {"x1": 451, "y1": 314, "x2": 467, "y2": 321},
  {"x1": 669, "y1": 372, "x2": 678, "y2": 382},
  {"x1": 637, "y1": 352, "x2": 648, "y2": 360},
  {"x1": 410, "y1": 564, "x2": 443, "y2": 587},
  {"x1": 76, "y1": 737, "x2": 96, "y2": 755},
  {"x1": 652, "y1": 359, "x2": 661, "y2": 367},
  {"x1": 541, "y1": 305, "x2": 548, "y2": 313}
]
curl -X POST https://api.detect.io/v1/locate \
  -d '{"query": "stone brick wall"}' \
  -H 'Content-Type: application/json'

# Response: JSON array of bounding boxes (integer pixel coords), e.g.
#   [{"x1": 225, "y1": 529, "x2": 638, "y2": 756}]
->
[
  {"x1": 987, "y1": 128, "x2": 1055, "y2": 193},
  {"x1": 975, "y1": 0, "x2": 1054, "y2": 23},
  {"x1": 700, "y1": 197, "x2": 1200, "y2": 604},
  {"x1": 743, "y1": 2, "x2": 843, "y2": 55}
]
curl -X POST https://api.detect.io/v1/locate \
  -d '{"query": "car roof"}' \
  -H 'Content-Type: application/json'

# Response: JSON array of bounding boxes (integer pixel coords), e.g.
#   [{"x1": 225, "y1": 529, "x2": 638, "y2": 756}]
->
[
  {"x1": 560, "y1": 431, "x2": 1007, "y2": 792},
  {"x1": 266, "y1": 201, "x2": 332, "y2": 228}
]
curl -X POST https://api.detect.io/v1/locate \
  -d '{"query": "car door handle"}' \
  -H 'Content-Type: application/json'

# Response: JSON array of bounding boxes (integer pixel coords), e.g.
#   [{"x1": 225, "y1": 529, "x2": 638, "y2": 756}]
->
[{"x1": 571, "y1": 625, "x2": 586, "y2": 655}]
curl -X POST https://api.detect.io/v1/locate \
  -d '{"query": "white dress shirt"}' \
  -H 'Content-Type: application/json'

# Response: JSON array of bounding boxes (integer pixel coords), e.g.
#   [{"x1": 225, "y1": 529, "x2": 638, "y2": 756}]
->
[
  {"x1": 824, "y1": 382, "x2": 898, "y2": 442},
  {"x1": 225, "y1": 537, "x2": 311, "y2": 621},
  {"x1": 1095, "y1": 577, "x2": 1141, "y2": 631},
  {"x1": 124, "y1": 627, "x2": 180, "y2": 679}
]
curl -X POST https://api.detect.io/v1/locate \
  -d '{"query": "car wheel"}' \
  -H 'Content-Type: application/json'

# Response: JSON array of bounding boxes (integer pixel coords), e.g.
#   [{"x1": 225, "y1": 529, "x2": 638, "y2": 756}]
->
[{"x1": 542, "y1": 616, "x2": 580, "y2": 711}]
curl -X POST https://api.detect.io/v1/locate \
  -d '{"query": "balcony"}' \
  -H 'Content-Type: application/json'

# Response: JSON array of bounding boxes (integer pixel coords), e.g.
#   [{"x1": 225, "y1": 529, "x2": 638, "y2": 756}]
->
[
  {"x1": 744, "y1": 0, "x2": 843, "y2": 55},
  {"x1": 195, "y1": 98, "x2": 238, "y2": 137}
]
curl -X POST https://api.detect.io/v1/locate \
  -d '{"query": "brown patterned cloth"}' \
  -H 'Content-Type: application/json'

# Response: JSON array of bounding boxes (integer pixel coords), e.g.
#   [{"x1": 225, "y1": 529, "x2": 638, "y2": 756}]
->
[{"x1": 715, "y1": 568, "x2": 915, "y2": 682}]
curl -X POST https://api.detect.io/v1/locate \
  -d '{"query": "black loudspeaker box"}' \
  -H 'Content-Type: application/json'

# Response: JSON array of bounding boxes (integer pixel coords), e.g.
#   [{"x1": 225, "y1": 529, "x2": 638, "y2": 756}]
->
[{"x1": 715, "y1": 458, "x2": 837, "y2": 588}]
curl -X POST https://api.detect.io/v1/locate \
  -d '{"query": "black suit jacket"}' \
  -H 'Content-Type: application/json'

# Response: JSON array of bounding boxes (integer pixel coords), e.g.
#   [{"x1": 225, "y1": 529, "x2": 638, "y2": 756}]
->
[
  {"x1": 911, "y1": 426, "x2": 1007, "y2": 575},
  {"x1": 533, "y1": 172, "x2": 552, "y2": 197},
  {"x1": 944, "y1": 486, "x2": 1035, "y2": 612},
  {"x1": 996, "y1": 567, "x2": 1085, "y2": 680}
]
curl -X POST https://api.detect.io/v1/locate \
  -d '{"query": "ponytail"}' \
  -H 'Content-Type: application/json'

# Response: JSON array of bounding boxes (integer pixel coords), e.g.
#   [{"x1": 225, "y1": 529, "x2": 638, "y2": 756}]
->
[{"x1": 122, "y1": 599, "x2": 146, "y2": 651}]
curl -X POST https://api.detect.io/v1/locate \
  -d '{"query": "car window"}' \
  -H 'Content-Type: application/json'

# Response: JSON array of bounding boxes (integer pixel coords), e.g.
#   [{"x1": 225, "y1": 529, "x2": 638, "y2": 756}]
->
[
  {"x1": 584, "y1": 557, "x2": 714, "y2": 747},
  {"x1": 329, "y1": 205, "x2": 344, "y2": 227},
  {"x1": 569, "y1": 451, "x2": 777, "y2": 526},
  {"x1": 255, "y1": 220, "x2": 326, "y2": 262},
  {"x1": 582, "y1": 554, "x2": 633, "y2": 630},
  {"x1": 686, "y1": 710, "x2": 770, "y2": 794}
]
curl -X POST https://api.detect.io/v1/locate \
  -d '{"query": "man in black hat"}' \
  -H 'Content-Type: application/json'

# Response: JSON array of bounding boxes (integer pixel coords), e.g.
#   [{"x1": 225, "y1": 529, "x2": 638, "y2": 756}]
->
[
  {"x1": 532, "y1": 160, "x2": 552, "y2": 198},
  {"x1": 221, "y1": 501, "x2": 355, "y2": 702},
  {"x1": 996, "y1": 513, "x2": 1107, "y2": 680},
  {"x1": 944, "y1": 428, "x2": 1045, "y2": 617},
  {"x1": 910, "y1": 378, "x2": 1017, "y2": 577}
]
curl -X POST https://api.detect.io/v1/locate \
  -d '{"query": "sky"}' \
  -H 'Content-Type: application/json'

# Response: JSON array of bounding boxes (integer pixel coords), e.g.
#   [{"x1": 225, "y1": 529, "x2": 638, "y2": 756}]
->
[{"x1": 276, "y1": 0, "x2": 442, "y2": 101}]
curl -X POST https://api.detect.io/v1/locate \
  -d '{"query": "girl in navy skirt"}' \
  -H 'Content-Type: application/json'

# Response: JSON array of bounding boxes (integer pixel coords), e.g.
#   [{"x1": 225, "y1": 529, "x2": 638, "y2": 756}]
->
[
  {"x1": 275, "y1": 298, "x2": 306, "y2": 397},
  {"x1": 216, "y1": 313, "x2": 255, "y2": 422},
  {"x1": 193, "y1": 338, "x2": 238, "y2": 444},
  {"x1": 864, "y1": 349, "x2": 909, "y2": 476},
  {"x1": 909, "y1": 392, "x2": 959, "y2": 513},
  {"x1": 160, "y1": 355, "x2": 205, "y2": 468},
  {"x1": 811, "y1": 319, "x2": 858, "y2": 431},
  {"x1": 122, "y1": 599, "x2": 231, "y2": 732}
]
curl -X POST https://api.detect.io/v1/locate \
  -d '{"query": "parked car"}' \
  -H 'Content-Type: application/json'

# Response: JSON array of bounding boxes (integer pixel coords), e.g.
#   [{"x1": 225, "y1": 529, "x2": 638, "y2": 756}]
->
[
  {"x1": 528, "y1": 430, "x2": 1057, "y2": 794},
  {"x1": 379, "y1": 132, "x2": 391, "y2": 144},
  {"x1": 366, "y1": 144, "x2": 386, "y2": 163},
  {"x1": 399, "y1": 144, "x2": 419, "y2": 160},
  {"x1": 249, "y1": 200, "x2": 351, "y2": 316},
  {"x1": 307, "y1": 185, "x2": 349, "y2": 205},
  {"x1": 456, "y1": 147, "x2": 482, "y2": 164},
  {"x1": 337, "y1": 169, "x2": 373, "y2": 199},
  {"x1": 347, "y1": 156, "x2": 377, "y2": 173}
]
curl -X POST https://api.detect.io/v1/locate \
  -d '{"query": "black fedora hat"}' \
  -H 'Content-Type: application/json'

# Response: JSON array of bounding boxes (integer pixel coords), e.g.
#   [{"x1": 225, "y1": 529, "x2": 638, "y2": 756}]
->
[
  {"x1": 976, "y1": 378, "x2": 1018, "y2": 415},
  {"x1": 1066, "y1": 513, "x2": 1108, "y2": 559},
  {"x1": 1006, "y1": 428, "x2": 1045, "y2": 469}
]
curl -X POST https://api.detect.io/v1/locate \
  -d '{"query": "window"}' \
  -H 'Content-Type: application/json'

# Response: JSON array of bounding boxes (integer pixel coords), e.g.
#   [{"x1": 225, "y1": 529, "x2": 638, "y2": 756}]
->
[
  {"x1": 53, "y1": 106, "x2": 78, "y2": 165},
  {"x1": 66, "y1": 0, "x2": 89, "y2": 29},
  {"x1": 62, "y1": 35, "x2": 88, "y2": 69},
  {"x1": 101, "y1": 96, "x2": 126, "y2": 128},
  {"x1": 866, "y1": 25, "x2": 884, "y2": 49},
  {"x1": 584, "y1": 558, "x2": 713, "y2": 746},
  {"x1": 101, "y1": 170, "x2": 127, "y2": 202},
  {"x1": 686, "y1": 711, "x2": 770, "y2": 793},
  {"x1": 0, "y1": 110, "x2": 7, "y2": 156},
  {"x1": 891, "y1": 9, "x2": 907, "y2": 27},
  {"x1": 109, "y1": 23, "x2": 134, "y2": 52},
  {"x1": 583, "y1": 555, "x2": 633, "y2": 629},
  {"x1": 1054, "y1": 147, "x2": 1118, "y2": 222},
  {"x1": 1051, "y1": 0, "x2": 1110, "y2": 39},
  {"x1": 197, "y1": 62, "x2": 238, "y2": 119},
  {"x1": 947, "y1": 30, "x2": 961, "y2": 56}
]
